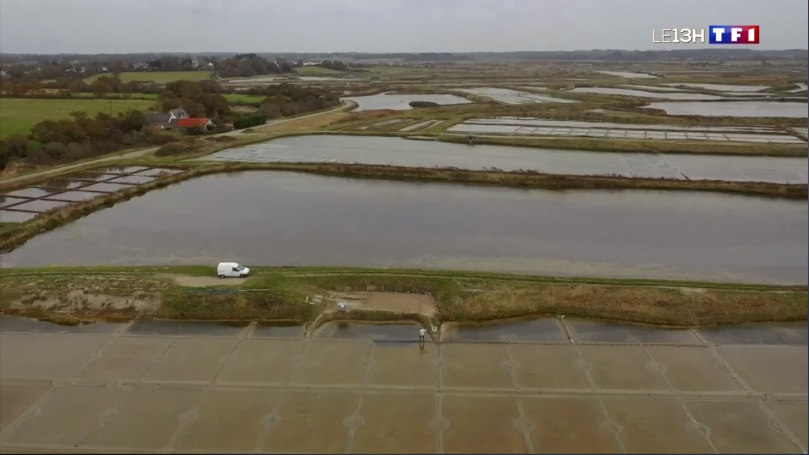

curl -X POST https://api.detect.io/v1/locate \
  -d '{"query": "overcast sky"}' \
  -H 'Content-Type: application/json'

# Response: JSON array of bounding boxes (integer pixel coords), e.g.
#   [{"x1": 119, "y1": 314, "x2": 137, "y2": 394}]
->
[{"x1": 1, "y1": 0, "x2": 806, "y2": 54}]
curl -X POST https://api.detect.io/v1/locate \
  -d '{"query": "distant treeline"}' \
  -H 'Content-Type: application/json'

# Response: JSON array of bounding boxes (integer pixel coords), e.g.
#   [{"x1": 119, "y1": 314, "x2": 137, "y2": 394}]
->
[{"x1": 2, "y1": 49, "x2": 806, "y2": 65}]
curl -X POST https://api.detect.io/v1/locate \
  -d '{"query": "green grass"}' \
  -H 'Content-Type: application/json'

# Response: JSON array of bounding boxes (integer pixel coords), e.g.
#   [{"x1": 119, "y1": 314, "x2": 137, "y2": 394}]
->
[
  {"x1": 294, "y1": 66, "x2": 344, "y2": 75},
  {"x1": 0, "y1": 98, "x2": 158, "y2": 138},
  {"x1": 68, "y1": 92, "x2": 260, "y2": 104},
  {"x1": 222, "y1": 93, "x2": 266, "y2": 104},
  {"x1": 83, "y1": 71, "x2": 212, "y2": 84},
  {"x1": 1, "y1": 266, "x2": 806, "y2": 326},
  {"x1": 71, "y1": 92, "x2": 159, "y2": 100}
]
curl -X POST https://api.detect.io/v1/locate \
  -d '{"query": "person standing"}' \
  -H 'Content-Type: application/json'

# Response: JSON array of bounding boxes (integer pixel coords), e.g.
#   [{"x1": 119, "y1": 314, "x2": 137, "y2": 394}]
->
[{"x1": 419, "y1": 327, "x2": 427, "y2": 343}]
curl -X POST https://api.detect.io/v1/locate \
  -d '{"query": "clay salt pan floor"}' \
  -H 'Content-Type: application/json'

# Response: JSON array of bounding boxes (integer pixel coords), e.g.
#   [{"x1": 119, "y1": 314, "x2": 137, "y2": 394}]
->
[{"x1": 1, "y1": 316, "x2": 806, "y2": 453}]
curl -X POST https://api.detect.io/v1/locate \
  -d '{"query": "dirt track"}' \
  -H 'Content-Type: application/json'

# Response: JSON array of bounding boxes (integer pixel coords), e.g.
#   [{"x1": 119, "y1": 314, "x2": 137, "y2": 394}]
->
[{"x1": 164, "y1": 275, "x2": 246, "y2": 287}]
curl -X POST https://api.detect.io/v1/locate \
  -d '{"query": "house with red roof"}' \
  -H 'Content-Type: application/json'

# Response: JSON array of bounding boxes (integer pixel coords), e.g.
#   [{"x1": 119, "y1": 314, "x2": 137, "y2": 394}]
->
[{"x1": 175, "y1": 117, "x2": 214, "y2": 131}]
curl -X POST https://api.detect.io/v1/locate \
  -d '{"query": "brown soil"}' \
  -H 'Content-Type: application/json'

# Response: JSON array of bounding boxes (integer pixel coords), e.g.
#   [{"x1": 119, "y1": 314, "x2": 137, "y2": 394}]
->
[{"x1": 331, "y1": 291, "x2": 437, "y2": 317}]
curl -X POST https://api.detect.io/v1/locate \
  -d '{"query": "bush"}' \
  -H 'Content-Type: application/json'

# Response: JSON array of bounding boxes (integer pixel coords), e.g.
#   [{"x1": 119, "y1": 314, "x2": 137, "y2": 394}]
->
[
  {"x1": 233, "y1": 112, "x2": 267, "y2": 129},
  {"x1": 154, "y1": 142, "x2": 194, "y2": 157},
  {"x1": 409, "y1": 101, "x2": 439, "y2": 108}
]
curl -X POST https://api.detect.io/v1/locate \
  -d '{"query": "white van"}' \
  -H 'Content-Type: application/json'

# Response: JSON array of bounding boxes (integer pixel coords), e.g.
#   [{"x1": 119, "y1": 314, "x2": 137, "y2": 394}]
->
[{"x1": 217, "y1": 262, "x2": 250, "y2": 278}]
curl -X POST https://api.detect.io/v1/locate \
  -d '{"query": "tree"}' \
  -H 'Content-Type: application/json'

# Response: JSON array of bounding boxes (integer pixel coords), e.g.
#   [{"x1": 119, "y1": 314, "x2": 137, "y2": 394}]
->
[
  {"x1": 180, "y1": 98, "x2": 206, "y2": 117},
  {"x1": 258, "y1": 103, "x2": 281, "y2": 119},
  {"x1": 90, "y1": 79, "x2": 113, "y2": 97}
]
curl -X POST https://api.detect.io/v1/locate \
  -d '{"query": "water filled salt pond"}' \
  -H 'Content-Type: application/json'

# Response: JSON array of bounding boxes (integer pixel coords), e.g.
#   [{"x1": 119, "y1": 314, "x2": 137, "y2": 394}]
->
[
  {"x1": 4, "y1": 171, "x2": 806, "y2": 284},
  {"x1": 596, "y1": 71, "x2": 658, "y2": 79},
  {"x1": 342, "y1": 92, "x2": 472, "y2": 111},
  {"x1": 570, "y1": 87, "x2": 720, "y2": 100},
  {"x1": 662, "y1": 83, "x2": 769, "y2": 92},
  {"x1": 198, "y1": 135, "x2": 808, "y2": 183},
  {"x1": 645, "y1": 101, "x2": 808, "y2": 118},
  {"x1": 454, "y1": 87, "x2": 575, "y2": 104}
]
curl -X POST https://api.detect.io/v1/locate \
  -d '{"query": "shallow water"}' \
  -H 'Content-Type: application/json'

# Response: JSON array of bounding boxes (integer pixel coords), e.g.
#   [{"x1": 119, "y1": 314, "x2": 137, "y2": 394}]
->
[
  {"x1": 3, "y1": 171, "x2": 806, "y2": 284},
  {"x1": 596, "y1": 71, "x2": 658, "y2": 79},
  {"x1": 662, "y1": 83, "x2": 769, "y2": 92},
  {"x1": 342, "y1": 92, "x2": 471, "y2": 111},
  {"x1": 199, "y1": 135, "x2": 808, "y2": 183},
  {"x1": 570, "y1": 87, "x2": 720, "y2": 100},
  {"x1": 455, "y1": 87, "x2": 575, "y2": 104},
  {"x1": 645, "y1": 101, "x2": 808, "y2": 118}
]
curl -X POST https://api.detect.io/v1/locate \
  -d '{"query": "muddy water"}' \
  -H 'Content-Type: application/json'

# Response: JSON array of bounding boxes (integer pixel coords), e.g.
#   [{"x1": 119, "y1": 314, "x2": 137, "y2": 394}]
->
[
  {"x1": 3, "y1": 172, "x2": 806, "y2": 284},
  {"x1": 645, "y1": 101, "x2": 808, "y2": 118},
  {"x1": 199, "y1": 136, "x2": 808, "y2": 183}
]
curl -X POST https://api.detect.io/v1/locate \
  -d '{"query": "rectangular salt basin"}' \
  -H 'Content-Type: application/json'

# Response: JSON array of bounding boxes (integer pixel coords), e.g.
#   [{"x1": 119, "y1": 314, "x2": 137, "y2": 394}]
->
[
  {"x1": 105, "y1": 175, "x2": 157, "y2": 185},
  {"x1": 196, "y1": 135, "x2": 807, "y2": 184},
  {"x1": 35, "y1": 178, "x2": 93, "y2": 190},
  {"x1": 464, "y1": 118, "x2": 780, "y2": 133},
  {"x1": 0, "y1": 196, "x2": 30, "y2": 208},
  {"x1": 644, "y1": 102, "x2": 808, "y2": 118},
  {"x1": 79, "y1": 183, "x2": 134, "y2": 193},
  {"x1": 46, "y1": 191, "x2": 103, "y2": 202},
  {"x1": 7, "y1": 199, "x2": 69, "y2": 212},
  {"x1": 0, "y1": 210, "x2": 38, "y2": 222},
  {"x1": 5, "y1": 171, "x2": 805, "y2": 285},
  {"x1": 3, "y1": 187, "x2": 66, "y2": 199},
  {"x1": 570, "y1": 87, "x2": 720, "y2": 100}
]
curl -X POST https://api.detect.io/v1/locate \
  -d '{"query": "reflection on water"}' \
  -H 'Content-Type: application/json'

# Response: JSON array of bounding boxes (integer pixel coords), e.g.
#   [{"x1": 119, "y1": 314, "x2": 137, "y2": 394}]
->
[
  {"x1": 342, "y1": 92, "x2": 472, "y2": 111},
  {"x1": 645, "y1": 101, "x2": 808, "y2": 118},
  {"x1": 3, "y1": 171, "x2": 807, "y2": 284},
  {"x1": 200, "y1": 135, "x2": 808, "y2": 183}
]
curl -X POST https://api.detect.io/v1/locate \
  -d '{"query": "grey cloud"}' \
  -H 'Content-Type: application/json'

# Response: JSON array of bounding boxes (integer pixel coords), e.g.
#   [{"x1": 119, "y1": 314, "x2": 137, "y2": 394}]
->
[{"x1": 0, "y1": 0, "x2": 805, "y2": 53}]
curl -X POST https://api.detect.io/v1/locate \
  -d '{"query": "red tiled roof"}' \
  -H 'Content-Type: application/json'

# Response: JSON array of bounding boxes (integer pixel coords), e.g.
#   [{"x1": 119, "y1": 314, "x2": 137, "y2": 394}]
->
[{"x1": 176, "y1": 118, "x2": 211, "y2": 128}]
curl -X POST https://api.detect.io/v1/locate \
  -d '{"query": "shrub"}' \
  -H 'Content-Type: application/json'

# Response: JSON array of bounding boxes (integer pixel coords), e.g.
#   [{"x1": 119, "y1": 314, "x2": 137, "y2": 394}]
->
[
  {"x1": 233, "y1": 112, "x2": 267, "y2": 129},
  {"x1": 409, "y1": 101, "x2": 440, "y2": 108},
  {"x1": 154, "y1": 142, "x2": 194, "y2": 157}
]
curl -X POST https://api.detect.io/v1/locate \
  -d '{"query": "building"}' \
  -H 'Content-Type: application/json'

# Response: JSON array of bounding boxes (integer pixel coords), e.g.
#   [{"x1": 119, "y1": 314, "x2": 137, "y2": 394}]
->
[
  {"x1": 143, "y1": 113, "x2": 173, "y2": 129},
  {"x1": 175, "y1": 118, "x2": 215, "y2": 131},
  {"x1": 167, "y1": 108, "x2": 190, "y2": 122}
]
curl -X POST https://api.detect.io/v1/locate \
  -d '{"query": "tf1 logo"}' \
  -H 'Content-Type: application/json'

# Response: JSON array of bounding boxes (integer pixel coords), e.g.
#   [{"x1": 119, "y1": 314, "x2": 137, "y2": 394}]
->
[{"x1": 709, "y1": 25, "x2": 760, "y2": 44}]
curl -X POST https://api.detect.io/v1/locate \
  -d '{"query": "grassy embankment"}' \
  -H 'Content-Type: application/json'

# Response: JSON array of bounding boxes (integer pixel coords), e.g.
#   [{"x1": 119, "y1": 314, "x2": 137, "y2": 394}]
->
[
  {"x1": 0, "y1": 98, "x2": 158, "y2": 138},
  {"x1": 83, "y1": 71, "x2": 212, "y2": 84},
  {"x1": 0, "y1": 266, "x2": 805, "y2": 327}
]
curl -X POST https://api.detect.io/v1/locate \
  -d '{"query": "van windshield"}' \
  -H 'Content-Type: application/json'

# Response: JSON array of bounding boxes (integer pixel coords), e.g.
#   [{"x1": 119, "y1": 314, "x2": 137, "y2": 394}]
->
[{"x1": 237, "y1": 265, "x2": 245, "y2": 271}]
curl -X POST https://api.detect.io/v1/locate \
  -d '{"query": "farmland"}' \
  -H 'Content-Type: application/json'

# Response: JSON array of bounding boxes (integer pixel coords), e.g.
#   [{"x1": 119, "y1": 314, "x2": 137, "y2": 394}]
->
[
  {"x1": 83, "y1": 70, "x2": 212, "y2": 84},
  {"x1": 0, "y1": 98, "x2": 157, "y2": 138}
]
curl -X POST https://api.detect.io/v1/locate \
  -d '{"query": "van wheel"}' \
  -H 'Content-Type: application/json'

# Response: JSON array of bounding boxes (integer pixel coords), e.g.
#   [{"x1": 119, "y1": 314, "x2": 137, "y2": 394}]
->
[
  {"x1": 218, "y1": 274, "x2": 225, "y2": 278},
  {"x1": 239, "y1": 274, "x2": 245, "y2": 278}
]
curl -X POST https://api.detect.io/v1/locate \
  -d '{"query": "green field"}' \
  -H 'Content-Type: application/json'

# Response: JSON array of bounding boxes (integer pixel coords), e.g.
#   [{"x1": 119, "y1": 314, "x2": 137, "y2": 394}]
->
[
  {"x1": 70, "y1": 92, "x2": 261, "y2": 103},
  {"x1": 0, "y1": 98, "x2": 157, "y2": 138},
  {"x1": 84, "y1": 71, "x2": 212, "y2": 84},
  {"x1": 72, "y1": 92, "x2": 160, "y2": 100},
  {"x1": 222, "y1": 93, "x2": 266, "y2": 103}
]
